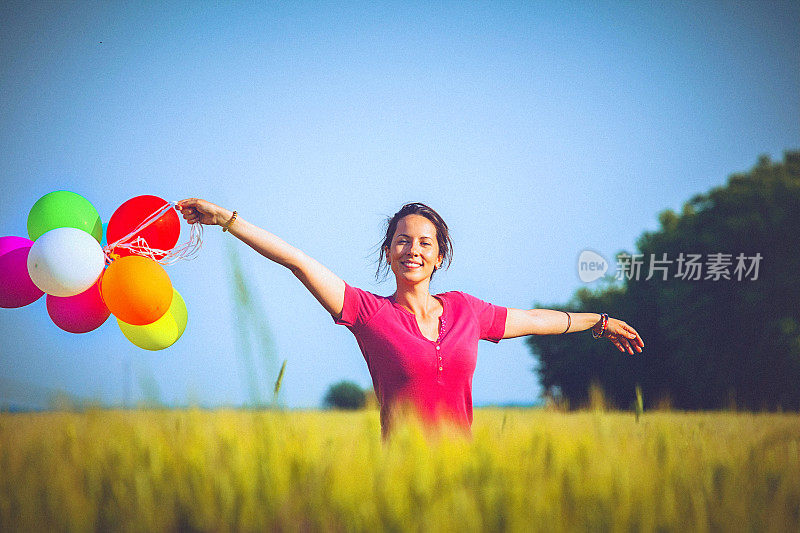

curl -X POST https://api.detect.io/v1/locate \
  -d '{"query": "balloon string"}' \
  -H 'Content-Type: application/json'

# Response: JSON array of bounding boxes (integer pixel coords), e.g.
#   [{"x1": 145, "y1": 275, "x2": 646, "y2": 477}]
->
[
  {"x1": 102, "y1": 201, "x2": 204, "y2": 265},
  {"x1": 104, "y1": 202, "x2": 174, "y2": 255}
]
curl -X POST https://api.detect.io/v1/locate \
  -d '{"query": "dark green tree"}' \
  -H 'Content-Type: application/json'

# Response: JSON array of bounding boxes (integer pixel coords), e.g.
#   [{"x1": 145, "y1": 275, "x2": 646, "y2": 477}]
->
[
  {"x1": 323, "y1": 381, "x2": 366, "y2": 410},
  {"x1": 528, "y1": 151, "x2": 800, "y2": 410}
]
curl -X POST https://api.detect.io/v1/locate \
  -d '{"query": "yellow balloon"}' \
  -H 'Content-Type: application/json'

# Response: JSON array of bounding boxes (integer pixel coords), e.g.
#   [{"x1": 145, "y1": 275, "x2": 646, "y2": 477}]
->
[{"x1": 118, "y1": 288, "x2": 187, "y2": 350}]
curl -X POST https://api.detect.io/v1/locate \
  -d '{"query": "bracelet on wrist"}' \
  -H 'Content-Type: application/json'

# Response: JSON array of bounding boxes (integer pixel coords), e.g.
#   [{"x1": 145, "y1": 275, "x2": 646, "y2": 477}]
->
[
  {"x1": 222, "y1": 210, "x2": 238, "y2": 232},
  {"x1": 592, "y1": 313, "x2": 609, "y2": 339}
]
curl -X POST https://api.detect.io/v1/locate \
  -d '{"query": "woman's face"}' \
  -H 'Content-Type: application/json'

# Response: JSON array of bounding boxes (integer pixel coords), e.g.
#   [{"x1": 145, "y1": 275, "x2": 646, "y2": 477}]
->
[{"x1": 386, "y1": 214, "x2": 443, "y2": 285}]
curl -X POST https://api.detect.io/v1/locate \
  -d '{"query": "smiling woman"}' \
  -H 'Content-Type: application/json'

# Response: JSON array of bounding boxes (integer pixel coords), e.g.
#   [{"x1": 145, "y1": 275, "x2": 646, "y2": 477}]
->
[
  {"x1": 376, "y1": 202, "x2": 453, "y2": 283},
  {"x1": 176, "y1": 198, "x2": 644, "y2": 440}
]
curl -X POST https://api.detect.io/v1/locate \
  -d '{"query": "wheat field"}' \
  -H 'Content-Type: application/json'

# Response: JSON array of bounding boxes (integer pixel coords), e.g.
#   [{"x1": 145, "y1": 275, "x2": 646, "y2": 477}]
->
[{"x1": 0, "y1": 408, "x2": 798, "y2": 532}]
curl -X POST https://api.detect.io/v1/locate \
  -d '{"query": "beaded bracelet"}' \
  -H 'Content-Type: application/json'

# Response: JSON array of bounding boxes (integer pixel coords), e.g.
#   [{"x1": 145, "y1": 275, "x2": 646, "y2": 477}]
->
[
  {"x1": 222, "y1": 210, "x2": 238, "y2": 232},
  {"x1": 561, "y1": 311, "x2": 571, "y2": 334},
  {"x1": 592, "y1": 313, "x2": 609, "y2": 339}
]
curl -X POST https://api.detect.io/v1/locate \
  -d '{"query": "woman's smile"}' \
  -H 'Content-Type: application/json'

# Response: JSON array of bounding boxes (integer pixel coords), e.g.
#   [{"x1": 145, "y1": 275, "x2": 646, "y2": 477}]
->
[
  {"x1": 401, "y1": 260, "x2": 423, "y2": 270},
  {"x1": 386, "y1": 214, "x2": 444, "y2": 284}
]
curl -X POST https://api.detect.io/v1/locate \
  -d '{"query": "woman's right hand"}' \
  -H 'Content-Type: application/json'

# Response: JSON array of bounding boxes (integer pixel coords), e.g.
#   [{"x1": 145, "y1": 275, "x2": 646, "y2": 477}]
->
[{"x1": 176, "y1": 198, "x2": 233, "y2": 227}]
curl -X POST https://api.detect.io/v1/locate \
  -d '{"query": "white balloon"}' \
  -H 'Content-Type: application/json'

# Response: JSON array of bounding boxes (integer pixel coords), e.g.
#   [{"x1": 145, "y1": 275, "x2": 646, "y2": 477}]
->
[{"x1": 27, "y1": 227, "x2": 106, "y2": 297}]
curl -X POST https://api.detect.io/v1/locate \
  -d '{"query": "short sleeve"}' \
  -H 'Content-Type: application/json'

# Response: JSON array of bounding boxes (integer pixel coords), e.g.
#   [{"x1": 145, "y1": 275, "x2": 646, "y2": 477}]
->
[
  {"x1": 458, "y1": 292, "x2": 507, "y2": 343},
  {"x1": 332, "y1": 282, "x2": 384, "y2": 328}
]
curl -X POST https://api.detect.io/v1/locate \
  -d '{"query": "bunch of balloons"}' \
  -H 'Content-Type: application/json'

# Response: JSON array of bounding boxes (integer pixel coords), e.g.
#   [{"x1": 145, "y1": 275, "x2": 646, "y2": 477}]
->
[{"x1": 0, "y1": 191, "x2": 191, "y2": 350}]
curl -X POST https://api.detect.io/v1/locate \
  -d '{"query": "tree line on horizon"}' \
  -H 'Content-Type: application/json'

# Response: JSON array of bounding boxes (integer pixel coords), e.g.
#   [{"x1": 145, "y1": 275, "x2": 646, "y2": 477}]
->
[{"x1": 527, "y1": 151, "x2": 800, "y2": 411}]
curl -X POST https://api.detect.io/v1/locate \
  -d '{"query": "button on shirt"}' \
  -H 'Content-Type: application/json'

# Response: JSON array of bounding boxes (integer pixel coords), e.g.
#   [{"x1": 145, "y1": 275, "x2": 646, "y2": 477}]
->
[{"x1": 332, "y1": 282, "x2": 507, "y2": 439}]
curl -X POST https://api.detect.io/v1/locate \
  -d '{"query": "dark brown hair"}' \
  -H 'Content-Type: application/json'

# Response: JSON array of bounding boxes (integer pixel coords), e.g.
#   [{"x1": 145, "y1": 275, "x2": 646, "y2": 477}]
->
[{"x1": 376, "y1": 202, "x2": 453, "y2": 281}]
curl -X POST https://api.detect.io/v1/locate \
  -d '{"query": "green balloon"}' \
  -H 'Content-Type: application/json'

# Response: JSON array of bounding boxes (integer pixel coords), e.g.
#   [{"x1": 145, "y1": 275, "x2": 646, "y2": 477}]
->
[{"x1": 27, "y1": 191, "x2": 103, "y2": 242}]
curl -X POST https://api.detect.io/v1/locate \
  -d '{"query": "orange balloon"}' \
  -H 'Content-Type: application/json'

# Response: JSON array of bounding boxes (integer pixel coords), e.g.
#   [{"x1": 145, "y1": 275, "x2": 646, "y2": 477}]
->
[{"x1": 101, "y1": 256, "x2": 173, "y2": 325}]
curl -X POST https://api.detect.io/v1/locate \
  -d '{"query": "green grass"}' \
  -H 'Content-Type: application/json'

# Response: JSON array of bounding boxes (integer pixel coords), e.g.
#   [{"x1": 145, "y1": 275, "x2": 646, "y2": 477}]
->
[{"x1": 1, "y1": 408, "x2": 798, "y2": 532}]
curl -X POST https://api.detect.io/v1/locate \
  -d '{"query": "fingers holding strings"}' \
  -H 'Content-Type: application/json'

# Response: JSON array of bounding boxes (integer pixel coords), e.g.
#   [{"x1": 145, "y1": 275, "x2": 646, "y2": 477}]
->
[{"x1": 176, "y1": 201, "x2": 201, "y2": 224}]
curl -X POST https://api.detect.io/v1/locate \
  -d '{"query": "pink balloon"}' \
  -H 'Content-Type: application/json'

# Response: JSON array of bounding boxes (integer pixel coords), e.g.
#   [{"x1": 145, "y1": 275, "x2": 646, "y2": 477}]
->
[
  {"x1": 0, "y1": 236, "x2": 44, "y2": 308},
  {"x1": 46, "y1": 277, "x2": 110, "y2": 333}
]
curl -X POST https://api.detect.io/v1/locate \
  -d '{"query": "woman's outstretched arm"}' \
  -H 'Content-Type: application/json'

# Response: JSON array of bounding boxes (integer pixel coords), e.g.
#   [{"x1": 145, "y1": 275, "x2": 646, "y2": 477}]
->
[
  {"x1": 176, "y1": 198, "x2": 345, "y2": 318},
  {"x1": 503, "y1": 308, "x2": 644, "y2": 354}
]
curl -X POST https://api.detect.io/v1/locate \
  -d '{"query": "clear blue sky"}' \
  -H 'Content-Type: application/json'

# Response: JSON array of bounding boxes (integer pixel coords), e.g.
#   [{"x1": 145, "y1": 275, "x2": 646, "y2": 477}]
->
[{"x1": 1, "y1": 1, "x2": 798, "y2": 409}]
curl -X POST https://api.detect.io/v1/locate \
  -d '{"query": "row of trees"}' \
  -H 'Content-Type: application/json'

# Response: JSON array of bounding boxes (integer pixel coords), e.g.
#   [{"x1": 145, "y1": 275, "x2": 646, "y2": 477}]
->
[{"x1": 527, "y1": 151, "x2": 800, "y2": 410}]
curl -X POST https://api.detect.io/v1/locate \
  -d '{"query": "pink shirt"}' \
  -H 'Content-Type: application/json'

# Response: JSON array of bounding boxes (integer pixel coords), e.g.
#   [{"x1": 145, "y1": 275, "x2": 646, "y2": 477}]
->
[{"x1": 332, "y1": 282, "x2": 507, "y2": 438}]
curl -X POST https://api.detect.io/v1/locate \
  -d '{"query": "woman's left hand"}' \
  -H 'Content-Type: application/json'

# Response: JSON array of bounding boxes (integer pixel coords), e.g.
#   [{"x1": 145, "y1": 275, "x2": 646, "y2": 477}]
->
[{"x1": 600, "y1": 318, "x2": 644, "y2": 355}]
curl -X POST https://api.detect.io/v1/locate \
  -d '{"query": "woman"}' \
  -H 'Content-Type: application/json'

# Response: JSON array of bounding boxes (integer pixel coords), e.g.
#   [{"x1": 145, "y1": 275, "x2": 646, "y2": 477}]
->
[{"x1": 176, "y1": 199, "x2": 644, "y2": 439}]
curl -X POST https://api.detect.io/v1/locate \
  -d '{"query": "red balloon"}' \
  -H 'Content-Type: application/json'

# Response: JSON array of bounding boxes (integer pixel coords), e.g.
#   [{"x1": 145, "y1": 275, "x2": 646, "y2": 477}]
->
[
  {"x1": 106, "y1": 195, "x2": 180, "y2": 258},
  {"x1": 46, "y1": 277, "x2": 110, "y2": 333}
]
